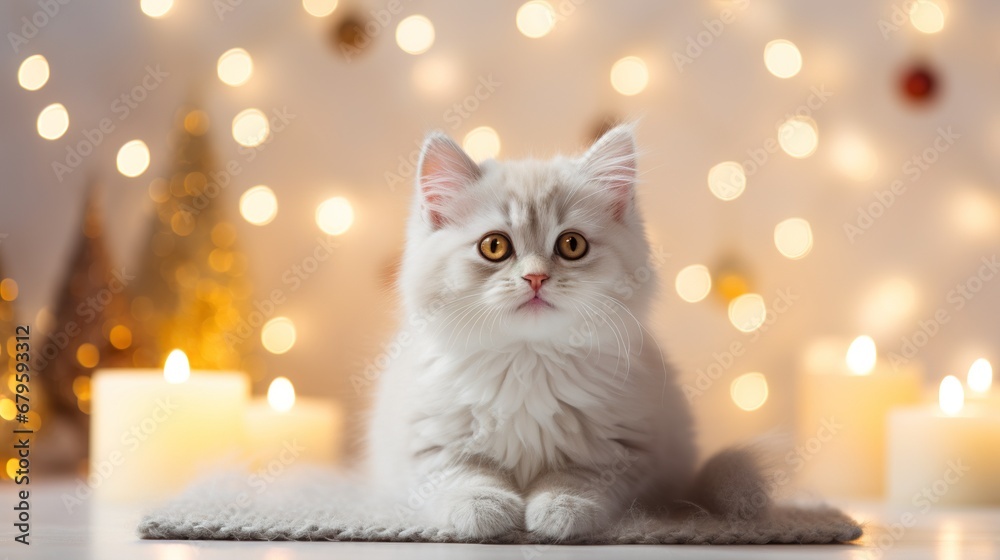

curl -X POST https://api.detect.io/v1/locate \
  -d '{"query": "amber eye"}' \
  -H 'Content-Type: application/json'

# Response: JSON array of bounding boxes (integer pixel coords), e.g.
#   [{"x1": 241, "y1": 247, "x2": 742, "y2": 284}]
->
[
  {"x1": 556, "y1": 231, "x2": 588, "y2": 260},
  {"x1": 479, "y1": 233, "x2": 513, "y2": 262}
]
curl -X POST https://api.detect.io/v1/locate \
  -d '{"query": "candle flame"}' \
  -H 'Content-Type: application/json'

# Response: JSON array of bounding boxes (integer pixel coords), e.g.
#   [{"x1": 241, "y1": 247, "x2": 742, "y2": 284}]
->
[
  {"x1": 967, "y1": 358, "x2": 993, "y2": 394},
  {"x1": 267, "y1": 377, "x2": 296, "y2": 412},
  {"x1": 846, "y1": 335, "x2": 877, "y2": 375},
  {"x1": 939, "y1": 375, "x2": 964, "y2": 415},
  {"x1": 163, "y1": 349, "x2": 191, "y2": 384}
]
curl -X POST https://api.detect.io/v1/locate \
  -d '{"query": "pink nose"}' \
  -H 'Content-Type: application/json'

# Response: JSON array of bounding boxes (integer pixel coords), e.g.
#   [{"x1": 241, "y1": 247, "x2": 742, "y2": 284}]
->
[{"x1": 523, "y1": 273, "x2": 549, "y2": 292}]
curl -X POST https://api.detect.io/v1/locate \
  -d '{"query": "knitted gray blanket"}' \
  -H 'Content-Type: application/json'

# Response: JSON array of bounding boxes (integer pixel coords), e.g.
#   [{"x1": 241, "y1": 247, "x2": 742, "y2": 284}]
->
[{"x1": 138, "y1": 468, "x2": 863, "y2": 545}]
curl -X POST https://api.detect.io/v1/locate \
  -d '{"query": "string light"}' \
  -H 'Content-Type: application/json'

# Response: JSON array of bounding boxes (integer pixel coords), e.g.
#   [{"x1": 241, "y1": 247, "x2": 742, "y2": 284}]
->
[
  {"x1": 463, "y1": 126, "x2": 501, "y2": 162},
  {"x1": 316, "y1": 196, "x2": 354, "y2": 235},
  {"x1": 610, "y1": 56, "x2": 648, "y2": 96},
  {"x1": 516, "y1": 1, "x2": 557, "y2": 38},
  {"x1": 18, "y1": 54, "x2": 49, "y2": 91},
  {"x1": 262, "y1": 317, "x2": 297, "y2": 354},
  {"x1": 728, "y1": 293, "x2": 766, "y2": 332},
  {"x1": 763, "y1": 39, "x2": 802, "y2": 78},
  {"x1": 777, "y1": 116, "x2": 818, "y2": 158},
  {"x1": 140, "y1": 0, "x2": 173, "y2": 18},
  {"x1": 675, "y1": 264, "x2": 712, "y2": 303},
  {"x1": 773, "y1": 217, "x2": 814, "y2": 259},
  {"x1": 707, "y1": 161, "x2": 746, "y2": 201},
  {"x1": 396, "y1": 15, "x2": 435, "y2": 55},
  {"x1": 302, "y1": 0, "x2": 338, "y2": 17},
  {"x1": 116, "y1": 140, "x2": 151, "y2": 178},
  {"x1": 910, "y1": 0, "x2": 945, "y2": 34},
  {"x1": 217, "y1": 48, "x2": 254, "y2": 87},
  {"x1": 232, "y1": 109, "x2": 270, "y2": 147},
  {"x1": 36, "y1": 103, "x2": 69, "y2": 140},
  {"x1": 731, "y1": 372, "x2": 769, "y2": 411},
  {"x1": 240, "y1": 186, "x2": 279, "y2": 226}
]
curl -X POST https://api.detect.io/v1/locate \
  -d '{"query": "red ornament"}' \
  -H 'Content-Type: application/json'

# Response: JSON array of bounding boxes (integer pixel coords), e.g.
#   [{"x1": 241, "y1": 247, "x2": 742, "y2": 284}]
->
[{"x1": 900, "y1": 64, "x2": 938, "y2": 104}]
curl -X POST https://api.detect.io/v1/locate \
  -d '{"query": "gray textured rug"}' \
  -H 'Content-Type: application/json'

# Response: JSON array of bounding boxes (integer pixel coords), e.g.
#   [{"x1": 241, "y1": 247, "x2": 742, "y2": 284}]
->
[{"x1": 138, "y1": 467, "x2": 863, "y2": 545}]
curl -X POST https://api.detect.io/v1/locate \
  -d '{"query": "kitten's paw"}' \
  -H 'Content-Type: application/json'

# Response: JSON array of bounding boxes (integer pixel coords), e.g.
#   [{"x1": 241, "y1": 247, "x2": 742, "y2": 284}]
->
[
  {"x1": 525, "y1": 491, "x2": 607, "y2": 540},
  {"x1": 440, "y1": 486, "x2": 524, "y2": 539}
]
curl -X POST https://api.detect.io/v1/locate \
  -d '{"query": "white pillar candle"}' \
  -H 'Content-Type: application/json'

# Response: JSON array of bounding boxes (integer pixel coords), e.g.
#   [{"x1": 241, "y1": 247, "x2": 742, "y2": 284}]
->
[
  {"x1": 90, "y1": 350, "x2": 249, "y2": 502},
  {"x1": 796, "y1": 336, "x2": 922, "y2": 498},
  {"x1": 243, "y1": 377, "x2": 343, "y2": 469},
  {"x1": 888, "y1": 375, "x2": 1000, "y2": 505}
]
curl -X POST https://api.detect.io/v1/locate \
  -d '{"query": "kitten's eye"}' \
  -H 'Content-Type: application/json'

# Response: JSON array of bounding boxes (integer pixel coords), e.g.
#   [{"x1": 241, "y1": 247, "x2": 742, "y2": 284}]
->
[
  {"x1": 556, "y1": 231, "x2": 588, "y2": 260},
  {"x1": 479, "y1": 233, "x2": 513, "y2": 262}
]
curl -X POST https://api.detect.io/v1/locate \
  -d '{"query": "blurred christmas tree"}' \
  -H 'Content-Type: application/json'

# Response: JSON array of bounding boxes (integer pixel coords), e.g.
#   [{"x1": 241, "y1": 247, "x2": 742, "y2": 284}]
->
[
  {"x1": 130, "y1": 106, "x2": 263, "y2": 379},
  {"x1": 33, "y1": 184, "x2": 140, "y2": 471},
  {"x1": 0, "y1": 254, "x2": 37, "y2": 480}
]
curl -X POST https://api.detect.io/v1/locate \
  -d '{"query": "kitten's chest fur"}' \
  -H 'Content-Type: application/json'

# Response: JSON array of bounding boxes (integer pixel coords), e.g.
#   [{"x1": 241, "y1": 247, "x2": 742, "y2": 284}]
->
[{"x1": 413, "y1": 342, "x2": 647, "y2": 487}]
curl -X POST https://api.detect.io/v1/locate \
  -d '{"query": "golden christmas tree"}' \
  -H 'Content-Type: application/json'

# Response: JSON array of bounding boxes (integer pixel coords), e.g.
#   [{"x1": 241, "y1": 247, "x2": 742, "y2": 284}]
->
[
  {"x1": 33, "y1": 184, "x2": 139, "y2": 471},
  {"x1": 130, "y1": 106, "x2": 263, "y2": 378},
  {"x1": 0, "y1": 253, "x2": 32, "y2": 480}
]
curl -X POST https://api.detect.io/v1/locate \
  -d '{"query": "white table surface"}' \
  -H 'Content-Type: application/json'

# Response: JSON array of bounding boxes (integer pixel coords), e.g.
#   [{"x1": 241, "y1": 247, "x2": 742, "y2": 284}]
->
[{"x1": 2, "y1": 479, "x2": 999, "y2": 560}]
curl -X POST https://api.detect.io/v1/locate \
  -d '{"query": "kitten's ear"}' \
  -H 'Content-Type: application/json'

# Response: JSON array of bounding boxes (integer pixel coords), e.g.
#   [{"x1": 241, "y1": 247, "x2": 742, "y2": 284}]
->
[
  {"x1": 416, "y1": 132, "x2": 481, "y2": 229},
  {"x1": 581, "y1": 124, "x2": 637, "y2": 222}
]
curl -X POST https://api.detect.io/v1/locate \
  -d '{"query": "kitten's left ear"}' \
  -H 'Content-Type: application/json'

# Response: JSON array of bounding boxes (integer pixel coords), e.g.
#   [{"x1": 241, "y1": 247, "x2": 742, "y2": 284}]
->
[
  {"x1": 581, "y1": 124, "x2": 637, "y2": 222},
  {"x1": 417, "y1": 131, "x2": 481, "y2": 229}
]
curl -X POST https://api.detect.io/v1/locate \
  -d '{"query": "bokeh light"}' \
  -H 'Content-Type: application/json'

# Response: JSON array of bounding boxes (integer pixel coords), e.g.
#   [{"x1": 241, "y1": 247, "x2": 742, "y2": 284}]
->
[
  {"x1": 728, "y1": 293, "x2": 766, "y2": 332},
  {"x1": 948, "y1": 188, "x2": 1000, "y2": 240},
  {"x1": 267, "y1": 377, "x2": 296, "y2": 412},
  {"x1": 18, "y1": 54, "x2": 49, "y2": 91},
  {"x1": 939, "y1": 375, "x2": 964, "y2": 415},
  {"x1": 707, "y1": 161, "x2": 746, "y2": 201},
  {"x1": 516, "y1": 1, "x2": 557, "y2": 38},
  {"x1": 140, "y1": 0, "x2": 173, "y2": 18},
  {"x1": 731, "y1": 372, "x2": 769, "y2": 411},
  {"x1": 37, "y1": 103, "x2": 69, "y2": 140},
  {"x1": 463, "y1": 126, "x2": 501, "y2": 162},
  {"x1": 773, "y1": 217, "x2": 813, "y2": 259},
  {"x1": 778, "y1": 116, "x2": 818, "y2": 158},
  {"x1": 610, "y1": 56, "x2": 649, "y2": 96},
  {"x1": 316, "y1": 196, "x2": 354, "y2": 235},
  {"x1": 164, "y1": 349, "x2": 190, "y2": 384},
  {"x1": 232, "y1": 108, "x2": 270, "y2": 147},
  {"x1": 830, "y1": 130, "x2": 879, "y2": 181},
  {"x1": 859, "y1": 277, "x2": 919, "y2": 335},
  {"x1": 76, "y1": 343, "x2": 99, "y2": 368},
  {"x1": 217, "y1": 48, "x2": 254, "y2": 87},
  {"x1": 116, "y1": 140, "x2": 151, "y2": 177},
  {"x1": 396, "y1": 15, "x2": 435, "y2": 55},
  {"x1": 412, "y1": 56, "x2": 458, "y2": 96},
  {"x1": 675, "y1": 264, "x2": 712, "y2": 303},
  {"x1": 910, "y1": 0, "x2": 945, "y2": 34},
  {"x1": 262, "y1": 317, "x2": 297, "y2": 354},
  {"x1": 109, "y1": 325, "x2": 132, "y2": 350},
  {"x1": 846, "y1": 335, "x2": 877, "y2": 375},
  {"x1": 764, "y1": 39, "x2": 802, "y2": 78},
  {"x1": 0, "y1": 278, "x2": 18, "y2": 301},
  {"x1": 302, "y1": 0, "x2": 338, "y2": 17},
  {"x1": 239, "y1": 185, "x2": 279, "y2": 226}
]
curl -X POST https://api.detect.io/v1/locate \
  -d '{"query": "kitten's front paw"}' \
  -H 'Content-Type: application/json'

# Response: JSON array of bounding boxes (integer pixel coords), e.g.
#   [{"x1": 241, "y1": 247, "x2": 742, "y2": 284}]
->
[
  {"x1": 439, "y1": 486, "x2": 524, "y2": 539},
  {"x1": 526, "y1": 491, "x2": 607, "y2": 540}
]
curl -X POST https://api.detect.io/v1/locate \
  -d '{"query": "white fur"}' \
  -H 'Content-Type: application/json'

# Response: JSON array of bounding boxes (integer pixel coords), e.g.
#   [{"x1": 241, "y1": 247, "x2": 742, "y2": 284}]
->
[{"x1": 365, "y1": 126, "x2": 702, "y2": 540}]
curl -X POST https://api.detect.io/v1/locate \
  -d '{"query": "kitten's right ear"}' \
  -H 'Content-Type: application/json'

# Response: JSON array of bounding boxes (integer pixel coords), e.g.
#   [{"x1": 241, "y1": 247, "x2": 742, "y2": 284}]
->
[{"x1": 416, "y1": 132, "x2": 481, "y2": 229}]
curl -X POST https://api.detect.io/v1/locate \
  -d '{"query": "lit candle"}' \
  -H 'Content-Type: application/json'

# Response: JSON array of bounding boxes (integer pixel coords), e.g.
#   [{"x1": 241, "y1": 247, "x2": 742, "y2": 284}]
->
[
  {"x1": 243, "y1": 377, "x2": 343, "y2": 468},
  {"x1": 796, "y1": 336, "x2": 922, "y2": 498},
  {"x1": 965, "y1": 358, "x2": 1000, "y2": 409},
  {"x1": 887, "y1": 376, "x2": 1000, "y2": 505},
  {"x1": 90, "y1": 350, "x2": 249, "y2": 502}
]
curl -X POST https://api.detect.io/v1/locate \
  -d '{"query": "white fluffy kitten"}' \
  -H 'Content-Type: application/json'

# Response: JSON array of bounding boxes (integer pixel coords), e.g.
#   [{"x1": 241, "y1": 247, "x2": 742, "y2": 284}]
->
[{"x1": 366, "y1": 125, "x2": 767, "y2": 540}]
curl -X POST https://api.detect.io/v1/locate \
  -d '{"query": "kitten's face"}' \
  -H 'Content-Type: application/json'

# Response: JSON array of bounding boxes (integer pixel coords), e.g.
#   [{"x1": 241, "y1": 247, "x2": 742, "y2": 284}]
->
[{"x1": 401, "y1": 126, "x2": 652, "y2": 346}]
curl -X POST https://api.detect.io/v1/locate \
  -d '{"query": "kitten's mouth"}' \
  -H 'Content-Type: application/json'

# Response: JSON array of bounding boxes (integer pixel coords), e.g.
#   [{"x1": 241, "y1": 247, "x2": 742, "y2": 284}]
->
[{"x1": 518, "y1": 295, "x2": 554, "y2": 311}]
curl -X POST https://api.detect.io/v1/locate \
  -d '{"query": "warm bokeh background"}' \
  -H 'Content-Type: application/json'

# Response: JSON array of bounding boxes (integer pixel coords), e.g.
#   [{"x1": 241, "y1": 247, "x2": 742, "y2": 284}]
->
[{"x1": 1, "y1": 0, "x2": 998, "y2": 483}]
